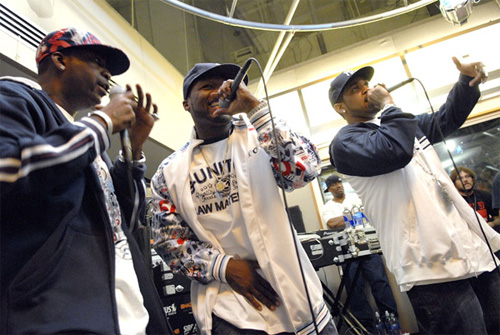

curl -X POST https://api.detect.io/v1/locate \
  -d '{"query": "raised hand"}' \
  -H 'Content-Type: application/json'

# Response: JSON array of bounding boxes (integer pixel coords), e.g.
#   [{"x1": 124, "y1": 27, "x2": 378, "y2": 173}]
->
[
  {"x1": 99, "y1": 87, "x2": 137, "y2": 134},
  {"x1": 367, "y1": 84, "x2": 394, "y2": 112},
  {"x1": 126, "y1": 84, "x2": 158, "y2": 160},
  {"x1": 452, "y1": 56, "x2": 488, "y2": 87},
  {"x1": 214, "y1": 80, "x2": 260, "y2": 117}
]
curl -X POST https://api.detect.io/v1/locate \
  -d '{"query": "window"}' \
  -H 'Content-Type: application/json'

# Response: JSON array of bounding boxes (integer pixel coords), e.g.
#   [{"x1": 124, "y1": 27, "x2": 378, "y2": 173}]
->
[
  {"x1": 434, "y1": 116, "x2": 500, "y2": 193},
  {"x1": 268, "y1": 91, "x2": 310, "y2": 136}
]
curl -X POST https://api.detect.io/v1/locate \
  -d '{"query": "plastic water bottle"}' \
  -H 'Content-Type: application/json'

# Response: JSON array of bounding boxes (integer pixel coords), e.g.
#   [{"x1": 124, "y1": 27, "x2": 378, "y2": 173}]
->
[
  {"x1": 343, "y1": 208, "x2": 353, "y2": 229},
  {"x1": 360, "y1": 206, "x2": 371, "y2": 226},
  {"x1": 351, "y1": 205, "x2": 366, "y2": 244},
  {"x1": 351, "y1": 205, "x2": 363, "y2": 227},
  {"x1": 375, "y1": 311, "x2": 387, "y2": 335},
  {"x1": 384, "y1": 311, "x2": 393, "y2": 334},
  {"x1": 390, "y1": 312, "x2": 402, "y2": 335}
]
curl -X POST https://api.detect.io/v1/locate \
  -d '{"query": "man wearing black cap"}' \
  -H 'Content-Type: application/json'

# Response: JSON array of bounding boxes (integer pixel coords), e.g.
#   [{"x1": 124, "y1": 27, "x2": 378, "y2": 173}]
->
[
  {"x1": 321, "y1": 174, "x2": 360, "y2": 229},
  {"x1": 321, "y1": 175, "x2": 398, "y2": 333},
  {"x1": 151, "y1": 63, "x2": 337, "y2": 334},
  {"x1": 0, "y1": 28, "x2": 171, "y2": 334},
  {"x1": 328, "y1": 57, "x2": 500, "y2": 334}
]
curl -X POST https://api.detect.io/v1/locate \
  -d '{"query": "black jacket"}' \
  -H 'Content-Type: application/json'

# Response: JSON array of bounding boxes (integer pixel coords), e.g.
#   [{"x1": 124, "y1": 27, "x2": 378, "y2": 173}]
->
[
  {"x1": 330, "y1": 74, "x2": 480, "y2": 177},
  {"x1": 0, "y1": 78, "x2": 171, "y2": 334}
]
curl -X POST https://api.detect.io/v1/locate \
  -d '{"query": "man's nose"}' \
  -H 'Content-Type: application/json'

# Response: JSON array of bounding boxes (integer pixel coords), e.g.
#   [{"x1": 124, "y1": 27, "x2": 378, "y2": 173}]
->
[{"x1": 210, "y1": 89, "x2": 222, "y2": 100}]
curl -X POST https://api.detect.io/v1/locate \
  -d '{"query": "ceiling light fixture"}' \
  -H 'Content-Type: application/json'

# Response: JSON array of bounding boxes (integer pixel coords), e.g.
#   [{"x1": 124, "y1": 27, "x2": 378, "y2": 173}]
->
[
  {"x1": 439, "y1": 0, "x2": 478, "y2": 25},
  {"x1": 161, "y1": 0, "x2": 438, "y2": 32}
]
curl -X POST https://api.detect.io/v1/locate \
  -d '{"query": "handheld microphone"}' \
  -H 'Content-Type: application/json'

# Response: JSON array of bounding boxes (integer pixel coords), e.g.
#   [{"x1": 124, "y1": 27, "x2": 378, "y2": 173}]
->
[
  {"x1": 109, "y1": 85, "x2": 135, "y2": 198},
  {"x1": 387, "y1": 78, "x2": 415, "y2": 92},
  {"x1": 109, "y1": 85, "x2": 132, "y2": 164},
  {"x1": 219, "y1": 58, "x2": 253, "y2": 108}
]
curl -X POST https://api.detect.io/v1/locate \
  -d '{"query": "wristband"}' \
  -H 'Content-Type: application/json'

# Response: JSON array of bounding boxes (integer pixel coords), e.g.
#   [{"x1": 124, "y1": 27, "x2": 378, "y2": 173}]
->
[
  {"x1": 88, "y1": 110, "x2": 113, "y2": 136},
  {"x1": 119, "y1": 150, "x2": 146, "y2": 166},
  {"x1": 247, "y1": 100, "x2": 268, "y2": 119}
]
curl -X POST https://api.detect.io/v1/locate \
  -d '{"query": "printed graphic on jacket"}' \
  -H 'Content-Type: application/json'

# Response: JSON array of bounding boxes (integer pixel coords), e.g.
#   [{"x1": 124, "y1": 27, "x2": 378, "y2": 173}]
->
[{"x1": 190, "y1": 158, "x2": 240, "y2": 215}]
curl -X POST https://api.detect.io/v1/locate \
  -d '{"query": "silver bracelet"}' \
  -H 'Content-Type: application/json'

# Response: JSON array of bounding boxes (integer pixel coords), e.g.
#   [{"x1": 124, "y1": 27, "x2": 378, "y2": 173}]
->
[
  {"x1": 247, "y1": 100, "x2": 268, "y2": 119},
  {"x1": 88, "y1": 110, "x2": 113, "y2": 136},
  {"x1": 119, "y1": 150, "x2": 146, "y2": 166}
]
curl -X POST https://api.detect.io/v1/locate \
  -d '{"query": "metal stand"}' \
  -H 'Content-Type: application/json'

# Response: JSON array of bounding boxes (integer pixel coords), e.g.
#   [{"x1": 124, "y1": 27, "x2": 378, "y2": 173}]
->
[
  {"x1": 321, "y1": 260, "x2": 369, "y2": 335},
  {"x1": 300, "y1": 228, "x2": 383, "y2": 334}
]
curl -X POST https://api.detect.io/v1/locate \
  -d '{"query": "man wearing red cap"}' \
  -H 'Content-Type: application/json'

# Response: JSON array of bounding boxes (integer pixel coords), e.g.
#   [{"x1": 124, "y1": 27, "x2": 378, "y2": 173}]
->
[{"x1": 0, "y1": 28, "x2": 171, "y2": 334}]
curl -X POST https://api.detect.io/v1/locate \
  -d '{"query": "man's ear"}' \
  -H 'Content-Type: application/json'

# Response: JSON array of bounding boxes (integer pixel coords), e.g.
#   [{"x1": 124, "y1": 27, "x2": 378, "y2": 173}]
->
[
  {"x1": 182, "y1": 100, "x2": 190, "y2": 112},
  {"x1": 333, "y1": 102, "x2": 346, "y2": 118},
  {"x1": 51, "y1": 52, "x2": 66, "y2": 71}
]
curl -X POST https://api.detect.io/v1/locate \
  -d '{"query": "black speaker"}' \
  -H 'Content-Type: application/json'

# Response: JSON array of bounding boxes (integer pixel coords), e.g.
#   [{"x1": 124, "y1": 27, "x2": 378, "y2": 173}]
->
[
  {"x1": 152, "y1": 252, "x2": 198, "y2": 334},
  {"x1": 288, "y1": 205, "x2": 305, "y2": 233}
]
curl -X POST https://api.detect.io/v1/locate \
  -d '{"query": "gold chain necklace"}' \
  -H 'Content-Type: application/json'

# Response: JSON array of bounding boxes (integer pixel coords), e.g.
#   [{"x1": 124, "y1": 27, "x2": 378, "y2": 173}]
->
[{"x1": 199, "y1": 131, "x2": 232, "y2": 194}]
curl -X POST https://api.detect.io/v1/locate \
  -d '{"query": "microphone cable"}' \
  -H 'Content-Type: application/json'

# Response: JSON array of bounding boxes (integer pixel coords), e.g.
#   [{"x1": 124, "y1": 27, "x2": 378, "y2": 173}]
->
[
  {"x1": 411, "y1": 77, "x2": 499, "y2": 271},
  {"x1": 247, "y1": 57, "x2": 321, "y2": 335}
]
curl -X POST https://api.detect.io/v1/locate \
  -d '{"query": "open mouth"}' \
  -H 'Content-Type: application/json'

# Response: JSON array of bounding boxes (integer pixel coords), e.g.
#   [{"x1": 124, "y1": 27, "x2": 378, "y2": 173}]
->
[{"x1": 209, "y1": 99, "x2": 220, "y2": 108}]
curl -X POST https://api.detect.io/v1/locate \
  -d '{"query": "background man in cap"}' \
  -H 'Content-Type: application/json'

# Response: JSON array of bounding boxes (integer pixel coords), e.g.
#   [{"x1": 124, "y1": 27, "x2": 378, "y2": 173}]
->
[
  {"x1": 321, "y1": 174, "x2": 361, "y2": 229},
  {"x1": 150, "y1": 62, "x2": 337, "y2": 334},
  {"x1": 328, "y1": 57, "x2": 500, "y2": 334},
  {"x1": 0, "y1": 28, "x2": 171, "y2": 334},
  {"x1": 321, "y1": 175, "x2": 398, "y2": 333}
]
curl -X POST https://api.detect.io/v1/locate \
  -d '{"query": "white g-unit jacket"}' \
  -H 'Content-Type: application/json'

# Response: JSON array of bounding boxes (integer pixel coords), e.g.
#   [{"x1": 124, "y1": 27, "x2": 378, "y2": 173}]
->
[{"x1": 152, "y1": 106, "x2": 331, "y2": 334}]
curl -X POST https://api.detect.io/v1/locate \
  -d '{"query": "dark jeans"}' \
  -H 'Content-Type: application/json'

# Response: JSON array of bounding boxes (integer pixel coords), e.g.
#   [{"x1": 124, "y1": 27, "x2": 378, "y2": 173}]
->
[
  {"x1": 407, "y1": 268, "x2": 500, "y2": 335},
  {"x1": 342, "y1": 254, "x2": 398, "y2": 333},
  {"x1": 211, "y1": 314, "x2": 338, "y2": 335}
]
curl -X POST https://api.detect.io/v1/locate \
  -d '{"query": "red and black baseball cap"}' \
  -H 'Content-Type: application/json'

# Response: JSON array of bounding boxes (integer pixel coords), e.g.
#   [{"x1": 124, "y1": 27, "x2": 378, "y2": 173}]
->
[{"x1": 36, "y1": 27, "x2": 130, "y2": 76}]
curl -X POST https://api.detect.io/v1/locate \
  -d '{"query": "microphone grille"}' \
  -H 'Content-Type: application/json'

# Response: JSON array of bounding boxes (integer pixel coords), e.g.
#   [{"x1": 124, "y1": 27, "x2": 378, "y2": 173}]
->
[{"x1": 109, "y1": 85, "x2": 126, "y2": 97}]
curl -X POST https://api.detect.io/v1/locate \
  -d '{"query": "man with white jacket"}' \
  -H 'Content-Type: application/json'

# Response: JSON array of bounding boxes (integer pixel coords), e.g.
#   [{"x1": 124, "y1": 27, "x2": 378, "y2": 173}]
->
[
  {"x1": 151, "y1": 63, "x2": 336, "y2": 335},
  {"x1": 328, "y1": 57, "x2": 499, "y2": 334}
]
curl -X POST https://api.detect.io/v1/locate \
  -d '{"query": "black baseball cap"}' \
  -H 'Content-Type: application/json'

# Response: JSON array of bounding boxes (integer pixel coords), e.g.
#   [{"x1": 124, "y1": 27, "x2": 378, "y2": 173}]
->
[
  {"x1": 324, "y1": 175, "x2": 342, "y2": 193},
  {"x1": 328, "y1": 66, "x2": 374, "y2": 107},
  {"x1": 183, "y1": 63, "x2": 249, "y2": 100}
]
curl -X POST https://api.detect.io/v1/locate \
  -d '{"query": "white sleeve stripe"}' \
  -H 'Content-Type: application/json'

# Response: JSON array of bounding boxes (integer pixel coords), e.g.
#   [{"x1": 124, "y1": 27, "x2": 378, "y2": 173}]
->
[
  {"x1": 0, "y1": 143, "x2": 93, "y2": 183},
  {"x1": 20, "y1": 128, "x2": 92, "y2": 161},
  {"x1": 0, "y1": 124, "x2": 104, "y2": 183},
  {"x1": 77, "y1": 117, "x2": 110, "y2": 151},
  {"x1": 0, "y1": 157, "x2": 21, "y2": 168}
]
